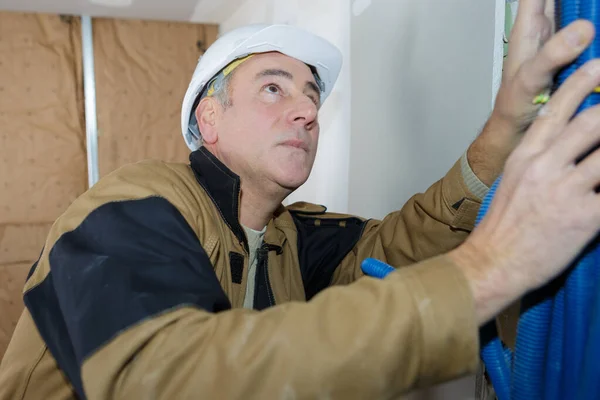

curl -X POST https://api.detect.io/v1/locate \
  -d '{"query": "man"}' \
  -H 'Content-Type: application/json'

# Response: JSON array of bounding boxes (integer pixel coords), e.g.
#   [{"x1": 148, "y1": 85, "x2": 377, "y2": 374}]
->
[{"x1": 1, "y1": 1, "x2": 599, "y2": 398}]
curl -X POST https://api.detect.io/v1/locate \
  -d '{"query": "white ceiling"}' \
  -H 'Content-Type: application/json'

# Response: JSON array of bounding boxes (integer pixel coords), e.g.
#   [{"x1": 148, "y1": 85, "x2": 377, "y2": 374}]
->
[{"x1": 0, "y1": 0, "x2": 248, "y2": 23}]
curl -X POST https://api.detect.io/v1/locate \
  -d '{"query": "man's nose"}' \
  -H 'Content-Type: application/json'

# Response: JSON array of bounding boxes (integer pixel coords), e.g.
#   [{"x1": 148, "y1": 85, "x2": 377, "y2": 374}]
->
[{"x1": 286, "y1": 96, "x2": 318, "y2": 128}]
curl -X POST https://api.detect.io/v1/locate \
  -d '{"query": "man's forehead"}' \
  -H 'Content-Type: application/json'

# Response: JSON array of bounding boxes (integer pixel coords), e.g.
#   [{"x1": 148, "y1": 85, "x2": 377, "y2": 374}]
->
[{"x1": 240, "y1": 52, "x2": 317, "y2": 82}]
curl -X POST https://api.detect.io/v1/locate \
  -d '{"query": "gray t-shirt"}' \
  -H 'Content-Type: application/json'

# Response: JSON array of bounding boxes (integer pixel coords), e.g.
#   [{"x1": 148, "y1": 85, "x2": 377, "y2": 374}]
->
[{"x1": 242, "y1": 225, "x2": 265, "y2": 309}]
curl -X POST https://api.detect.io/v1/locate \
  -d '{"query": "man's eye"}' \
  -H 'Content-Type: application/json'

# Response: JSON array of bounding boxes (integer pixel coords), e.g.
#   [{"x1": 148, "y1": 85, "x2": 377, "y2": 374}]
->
[{"x1": 265, "y1": 84, "x2": 280, "y2": 94}]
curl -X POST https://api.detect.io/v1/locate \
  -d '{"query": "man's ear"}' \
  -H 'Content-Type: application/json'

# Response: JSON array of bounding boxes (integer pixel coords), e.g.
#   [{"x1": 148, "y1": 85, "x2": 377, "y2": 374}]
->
[{"x1": 196, "y1": 97, "x2": 219, "y2": 144}]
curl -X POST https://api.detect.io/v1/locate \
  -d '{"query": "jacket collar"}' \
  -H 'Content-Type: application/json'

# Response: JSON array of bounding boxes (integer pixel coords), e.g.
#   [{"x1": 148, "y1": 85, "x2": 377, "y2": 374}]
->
[
  {"x1": 190, "y1": 147, "x2": 247, "y2": 250},
  {"x1": 189, "y1": 147, "x2": 288, "y2": 249}
]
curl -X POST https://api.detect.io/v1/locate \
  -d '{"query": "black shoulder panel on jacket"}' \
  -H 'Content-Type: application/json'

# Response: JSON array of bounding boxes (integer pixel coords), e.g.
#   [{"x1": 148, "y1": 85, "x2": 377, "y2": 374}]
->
[
  {"x1": 290, "y1": 213, "x2": 367, "y2": 301},
  {"x1": 25, "y1": 196, "x2": 230, "y2": 399}
]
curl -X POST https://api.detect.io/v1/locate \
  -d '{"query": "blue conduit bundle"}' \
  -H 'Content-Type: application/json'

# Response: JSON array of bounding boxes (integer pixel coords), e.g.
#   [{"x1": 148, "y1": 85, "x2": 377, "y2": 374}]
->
[{"x1": 361, "y1": 1, "x2": 600, "y2": 398}]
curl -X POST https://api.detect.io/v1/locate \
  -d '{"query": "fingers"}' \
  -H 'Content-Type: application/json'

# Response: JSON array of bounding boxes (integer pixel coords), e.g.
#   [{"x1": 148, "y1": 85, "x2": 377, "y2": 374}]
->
[
  {"x1": 504, "y1": 0, "x2": 553, "y2": 78},
  {"x1": 522, "y1": 59, "x2": 600, "y2": 151},
  {"x1": 520, "y1": 0, "x2": 546, "y2": 15},
  {"x1": 493, "y1": 20, "x2": 595, "y2": 135},
  {"x1": 514, "y1": 20, "x2": 595, "y2": 100},
  {"x1": 549, "y1": 104, "x2": 600, "y2": 168},
  {"x1": 544, "y1": 0, "x2": 555, "y2": 31}
]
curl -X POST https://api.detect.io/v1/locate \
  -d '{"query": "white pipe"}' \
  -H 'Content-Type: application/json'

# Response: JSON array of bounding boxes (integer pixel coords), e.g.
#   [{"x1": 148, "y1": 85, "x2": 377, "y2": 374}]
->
[{"x1": 81, "y1": 15, "x2": 100, "y2": 188}]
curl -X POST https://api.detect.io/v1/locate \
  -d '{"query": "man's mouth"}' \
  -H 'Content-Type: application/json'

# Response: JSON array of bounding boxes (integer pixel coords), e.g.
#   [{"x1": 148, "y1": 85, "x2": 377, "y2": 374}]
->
[{"x1": 280, "y1": 139, "x2": 309, "y2": 151}]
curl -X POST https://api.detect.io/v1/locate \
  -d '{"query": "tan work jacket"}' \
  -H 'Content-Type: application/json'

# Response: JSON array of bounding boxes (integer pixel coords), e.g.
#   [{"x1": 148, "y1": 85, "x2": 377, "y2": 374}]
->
[{"x1": 0, "y1": 147, "x2": 485, "y2": 399}]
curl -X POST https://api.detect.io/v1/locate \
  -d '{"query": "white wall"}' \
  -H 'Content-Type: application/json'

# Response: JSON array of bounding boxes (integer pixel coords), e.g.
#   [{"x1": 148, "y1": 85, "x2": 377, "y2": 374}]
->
[
  {"x1": 218, "y1": 0, "x2": 352, "y2": 213},
  {"x1": 348, "y1": 0, "x2": 500, "y2": 220}
]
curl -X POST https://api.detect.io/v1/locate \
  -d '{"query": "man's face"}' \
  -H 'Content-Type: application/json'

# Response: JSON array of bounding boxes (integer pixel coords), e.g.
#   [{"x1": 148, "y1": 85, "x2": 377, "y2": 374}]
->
[{"x1": 204, "y1": 52, "x2": 321, "y2": 192}]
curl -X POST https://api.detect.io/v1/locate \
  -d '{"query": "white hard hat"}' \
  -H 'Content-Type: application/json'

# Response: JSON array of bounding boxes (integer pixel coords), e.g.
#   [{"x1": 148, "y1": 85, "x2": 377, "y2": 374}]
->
[{"x1": 180, "y1": 24, "x2": 343, "y2": 151}]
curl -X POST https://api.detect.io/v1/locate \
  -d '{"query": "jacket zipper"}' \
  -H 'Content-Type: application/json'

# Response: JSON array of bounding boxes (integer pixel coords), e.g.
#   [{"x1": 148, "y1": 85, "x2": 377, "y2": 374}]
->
[{"x1": 257, "y1": 243, "x2": 282, "y2": 307}]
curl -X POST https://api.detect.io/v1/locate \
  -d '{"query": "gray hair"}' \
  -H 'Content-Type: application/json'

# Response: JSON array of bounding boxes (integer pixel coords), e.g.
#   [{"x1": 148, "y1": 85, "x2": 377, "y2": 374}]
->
[
  {"x1": 209, "y1": 71, "x2": 234, "y2": 108},
  {"x1": 187, "y1": 70, "x2": 235, "y2": 146}
]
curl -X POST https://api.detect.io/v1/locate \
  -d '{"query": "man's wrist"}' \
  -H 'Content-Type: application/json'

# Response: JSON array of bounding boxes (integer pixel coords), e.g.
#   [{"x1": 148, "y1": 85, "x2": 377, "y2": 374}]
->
[
  {"x1": 447, "y1": 240, "x2": 526, "y2": 326},
  {"x1": 467, "y1": 115, "x2": 519, "y2": 187}
]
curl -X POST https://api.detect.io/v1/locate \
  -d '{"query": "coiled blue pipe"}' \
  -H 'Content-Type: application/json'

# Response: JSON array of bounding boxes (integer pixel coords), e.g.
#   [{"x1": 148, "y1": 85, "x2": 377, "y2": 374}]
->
[
  {"x1": 577, "y1": 0, "x2": 600, "y2": 113},
  {"x1": 480, "y1": 326, "x2": 511, "y2": 400},
  {"x1": 578, "y1": 247, "x2": 600, "y2": 398},
  {"x1": 559, "y1": 1, "x2": 600, "y2": 399},
  {"x1": 511, "y1": 291, "x2": 553, "y2": 400},
  {"x1": 361, "y1": 257, "x2": 395, "y2": 279},
  {"x1": 562, "y1": 250, "x2": 598, "y2": 398},
  {"x1": 543, "y1": 286, "x2": 564, "y2": 400}
]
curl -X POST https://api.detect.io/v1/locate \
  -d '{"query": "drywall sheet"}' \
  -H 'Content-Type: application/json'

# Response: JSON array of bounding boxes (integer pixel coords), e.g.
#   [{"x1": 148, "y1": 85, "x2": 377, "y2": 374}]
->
[{"x1": 93, "y1": 18, "x2": 218, "y2": 177}]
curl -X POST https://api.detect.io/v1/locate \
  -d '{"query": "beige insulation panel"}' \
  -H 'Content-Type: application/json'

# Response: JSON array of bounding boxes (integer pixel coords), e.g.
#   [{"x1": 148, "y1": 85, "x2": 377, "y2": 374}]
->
[
  {"x1": 0, "y1": 12, "x2": 218, "y2": 359},
  {"x1": 0, "y1": 12, "x2": 87, "y2": 225},
  {"x1": 94, "y1": 18, "x2": 218, "y2": 177},
  {"x1": 0, "y1": 12, "x2": 86, "y2": 358},
  {"x1": 0, "y1": 262, "x2": 31, "y2": 357}
]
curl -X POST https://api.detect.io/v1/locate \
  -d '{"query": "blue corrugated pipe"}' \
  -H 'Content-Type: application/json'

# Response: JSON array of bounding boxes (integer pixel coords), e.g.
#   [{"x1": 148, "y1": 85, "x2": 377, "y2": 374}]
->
[
  {"x1": 562, "y1": 250, "x2": 598, "y2": 398},
  {"x1": 559, "y1": 0, "x2": 600, "y2": 399},
  {"x1": 511, "y1": 289, "x2": 553, "y2": 400},
  {"x1": 543, "y1": 286, "x2": 564, "y2": 400},
  {"x1": 577, "y1": 246, "x2": 600, "y2": 398},
  {"x1": 361, "y1": 257, "x2": 395, "y2": 279}
]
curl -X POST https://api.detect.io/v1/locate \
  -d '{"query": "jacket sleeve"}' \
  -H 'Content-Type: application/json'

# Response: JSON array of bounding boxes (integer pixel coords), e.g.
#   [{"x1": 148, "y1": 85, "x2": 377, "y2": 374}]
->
[
  {"x1": 83, "y1": 256, "x2": 478, "y2": 399},
  {"x1": 24, "y1": 162, "x2": 479, "y2": 400},
  {"x1": 331, "y1": 153, "x2": 488, "y2": 289}
]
